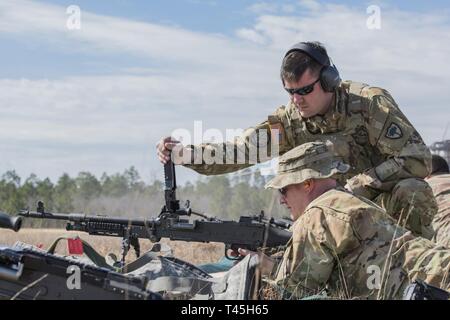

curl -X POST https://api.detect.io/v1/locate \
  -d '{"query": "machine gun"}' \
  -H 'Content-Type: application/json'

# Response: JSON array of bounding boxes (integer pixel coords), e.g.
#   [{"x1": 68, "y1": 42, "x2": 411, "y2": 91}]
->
[{"x1": 19, "y1": 161, "x2": 292, "y2": 267}]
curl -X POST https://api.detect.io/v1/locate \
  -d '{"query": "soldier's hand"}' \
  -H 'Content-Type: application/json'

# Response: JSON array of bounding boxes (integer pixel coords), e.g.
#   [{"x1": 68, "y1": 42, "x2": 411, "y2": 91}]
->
[
  {"x1": 345, "y1": 172, "x2": 381, "y2": 200},
  {"x1": 238, "y1": 248, "x2": 275, "y2": 275},
  {"x1": 237, "y1": 248, "x2": 257, "y2": 257},
  {"x1": 156, "y1": 137, "x2": 182, "y2": 164},
  {"x1": 344, "y1": 181, "x2": 353, "y2": 193}
]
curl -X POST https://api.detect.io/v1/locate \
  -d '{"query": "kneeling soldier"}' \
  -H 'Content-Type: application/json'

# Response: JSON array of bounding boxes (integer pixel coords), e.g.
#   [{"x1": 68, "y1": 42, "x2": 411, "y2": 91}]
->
[{"x1": 240, "y1": 141, "x2": 450, "y2": 300}]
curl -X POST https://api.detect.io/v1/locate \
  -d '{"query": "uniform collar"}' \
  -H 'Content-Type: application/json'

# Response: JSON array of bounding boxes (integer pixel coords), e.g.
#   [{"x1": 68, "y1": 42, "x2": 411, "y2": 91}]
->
[{"x1": 301, "y1": 186, "x2": 349, "y2": 215}]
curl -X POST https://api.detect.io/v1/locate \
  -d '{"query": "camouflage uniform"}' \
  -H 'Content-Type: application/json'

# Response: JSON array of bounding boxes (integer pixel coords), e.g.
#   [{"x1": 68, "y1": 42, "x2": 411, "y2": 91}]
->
[
  {"x1": 426, "y1": 174, "x2": 450, "y2": 247},
  {"x1": 265, "y1": 142, "x2": 450, "y2": 300},
  {"x1": 184, "y1": 81, "x2": 437, "y2": 239}
]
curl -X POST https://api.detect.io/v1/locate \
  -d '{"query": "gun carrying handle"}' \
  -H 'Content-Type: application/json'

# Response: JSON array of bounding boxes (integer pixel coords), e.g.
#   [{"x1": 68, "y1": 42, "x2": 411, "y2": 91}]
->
[{"x1": 0, "y1": 262, "x2": 24, "y2": 281}]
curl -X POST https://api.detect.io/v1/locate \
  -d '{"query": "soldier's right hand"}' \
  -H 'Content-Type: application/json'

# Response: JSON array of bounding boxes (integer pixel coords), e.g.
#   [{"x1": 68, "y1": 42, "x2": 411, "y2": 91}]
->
[
  {"x1": 238, "y1": 248, "x2": 275, "y2": 275},
  {"x1": 156, "y1": 136, "x2": 182, "y2": 164}
]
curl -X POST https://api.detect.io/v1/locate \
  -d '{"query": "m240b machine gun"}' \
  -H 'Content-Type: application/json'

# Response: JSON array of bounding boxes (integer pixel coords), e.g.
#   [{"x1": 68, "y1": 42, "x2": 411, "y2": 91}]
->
[{"x1": 19, "y1": 161, "x2": 292, "y2": 267}]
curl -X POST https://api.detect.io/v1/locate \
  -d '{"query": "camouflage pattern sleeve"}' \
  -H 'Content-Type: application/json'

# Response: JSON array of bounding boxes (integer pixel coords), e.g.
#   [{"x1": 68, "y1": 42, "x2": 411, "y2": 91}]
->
[
  {"x1": 182, "y1": 105, "x2": 294, "y2": 175},
  {"x1": 426, "y1": 174, "x2": 450, "y2": 247},
  {"x1": 346, "y1": 88, "x2": 432, "y2": 199},
  {"x1": 274, "y1": 206, "x2": 359, "y2": 298}
]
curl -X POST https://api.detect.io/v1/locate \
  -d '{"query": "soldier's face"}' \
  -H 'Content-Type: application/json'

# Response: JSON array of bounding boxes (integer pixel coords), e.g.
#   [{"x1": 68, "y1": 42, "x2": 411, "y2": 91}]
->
[
  {"x1": 284, "y1": 69, "x2": 333, "y2": 118},
  {"x1": 279, "y1": 183, "x2": 310, "y2": 221}
]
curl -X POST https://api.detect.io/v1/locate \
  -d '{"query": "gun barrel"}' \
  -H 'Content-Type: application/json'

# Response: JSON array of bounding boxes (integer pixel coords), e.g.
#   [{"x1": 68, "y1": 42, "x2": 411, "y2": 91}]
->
[
  {"x1": 0, "y1": 212, "x2": 22, "y2": 232},
  {"x1": 19, "y1": 210, "x2": 72, "y2": 221},
  {"x1": 18, "y1": 210, "x2": 155, "y2": 227}
]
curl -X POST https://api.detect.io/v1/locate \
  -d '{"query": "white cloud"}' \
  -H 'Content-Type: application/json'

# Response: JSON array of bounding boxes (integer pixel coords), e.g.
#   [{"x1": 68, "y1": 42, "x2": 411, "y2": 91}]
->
[
  {"x1": 0, "y1": 0, "x2": 275, "y2": 69},
  {"x1": 236, "y1": 28, "x2": 267, "y2": 44},
  {"x1": 0, "y1": 0, "x2": 449, "y2": 183},
  {"x1": 0, "y1": 71, "x2": 284, "y2": 182}
]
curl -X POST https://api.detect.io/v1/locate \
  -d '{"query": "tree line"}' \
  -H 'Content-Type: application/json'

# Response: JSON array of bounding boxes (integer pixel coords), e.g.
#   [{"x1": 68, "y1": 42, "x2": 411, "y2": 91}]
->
[{"x1": 0, "y1": 167, "x2": 287, "y2": 228}]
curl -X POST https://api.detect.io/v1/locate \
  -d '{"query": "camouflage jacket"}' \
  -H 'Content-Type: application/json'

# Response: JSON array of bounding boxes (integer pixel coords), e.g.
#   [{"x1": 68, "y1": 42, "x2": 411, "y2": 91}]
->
[
  {"x1": 426, "y1": 174, "x2": 450, "y2": 247},
  {"x1": 184, "y1": 81, "x2": 431, "y2": 199},
  {"x1": 272, "y1": 188, "x2": 450, "y2": 300}
]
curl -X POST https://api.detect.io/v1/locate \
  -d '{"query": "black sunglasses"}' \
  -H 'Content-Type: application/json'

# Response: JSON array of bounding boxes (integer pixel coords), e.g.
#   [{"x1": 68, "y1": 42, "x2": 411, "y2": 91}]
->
[{"x1": 284, "y1": 78, "x2": 320, "y2": 96}]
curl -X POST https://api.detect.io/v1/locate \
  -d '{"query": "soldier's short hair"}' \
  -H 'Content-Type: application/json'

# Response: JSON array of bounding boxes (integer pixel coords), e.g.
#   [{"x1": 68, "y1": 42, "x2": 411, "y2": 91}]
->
[
  {"x1": 280, "y1": 41, "x2": 328, "y2": 83},
  {"x1": 431, "y1": 154, "x2": 449, "y2": 174}
]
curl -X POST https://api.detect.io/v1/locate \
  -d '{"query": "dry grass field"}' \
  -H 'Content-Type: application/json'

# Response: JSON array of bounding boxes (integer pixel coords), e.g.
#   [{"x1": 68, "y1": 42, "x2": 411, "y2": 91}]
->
[{"x1": 0, "y1": 228, "x2": 224, "y2": 265}]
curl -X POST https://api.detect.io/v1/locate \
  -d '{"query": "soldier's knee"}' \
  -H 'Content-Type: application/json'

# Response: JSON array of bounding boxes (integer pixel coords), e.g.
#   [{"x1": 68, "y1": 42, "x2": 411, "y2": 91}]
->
[
  {"x1": 391, "y1": 178, "x2": 438, "y2": 239},
  {"x1": 392, "y1": 178, "x2": 435, "y2": 200},
  {"x1": 391, "y1": 178, "x2": 437, "y2": 214}
]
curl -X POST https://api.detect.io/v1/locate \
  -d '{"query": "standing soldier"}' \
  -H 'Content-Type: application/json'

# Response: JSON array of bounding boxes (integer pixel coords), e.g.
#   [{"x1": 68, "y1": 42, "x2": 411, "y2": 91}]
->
[
  {"x1": 157, "y1": 41, "x2": 437, "y2": 239},
  {"x1": 426, "y1": 155, "x2": 450, "y2": 247}
]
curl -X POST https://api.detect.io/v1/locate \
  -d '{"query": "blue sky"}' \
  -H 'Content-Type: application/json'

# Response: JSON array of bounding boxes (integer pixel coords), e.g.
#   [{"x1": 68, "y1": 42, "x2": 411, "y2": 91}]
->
[
  {"x1": 0, "y1": 0, "x2": 449, "y2": 184},
  {"x1": 4, "y1": 0, "x2": 450, "y2": 78},
  {"x1": 31, "y1": 0, "x2": 450, "y2": 34}
]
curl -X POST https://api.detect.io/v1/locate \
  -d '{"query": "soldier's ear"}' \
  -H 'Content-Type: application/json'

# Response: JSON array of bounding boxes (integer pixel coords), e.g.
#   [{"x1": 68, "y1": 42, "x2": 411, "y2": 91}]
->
[{"x1": 303, "y1": 179, "x2": 314, "y2": 193}]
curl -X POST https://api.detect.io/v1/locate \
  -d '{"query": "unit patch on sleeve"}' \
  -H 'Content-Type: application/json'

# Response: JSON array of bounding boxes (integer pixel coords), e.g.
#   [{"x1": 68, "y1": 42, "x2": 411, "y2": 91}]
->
[{"x1": 385, "y1": 122, "x2": 403, "y2": 139}]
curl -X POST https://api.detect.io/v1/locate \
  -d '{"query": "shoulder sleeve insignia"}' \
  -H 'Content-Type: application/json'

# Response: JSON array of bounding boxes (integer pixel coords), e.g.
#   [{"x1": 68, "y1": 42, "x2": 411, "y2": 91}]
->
[{"x1": 385, "y1": 122, "x2": 403, "y2": 139}]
